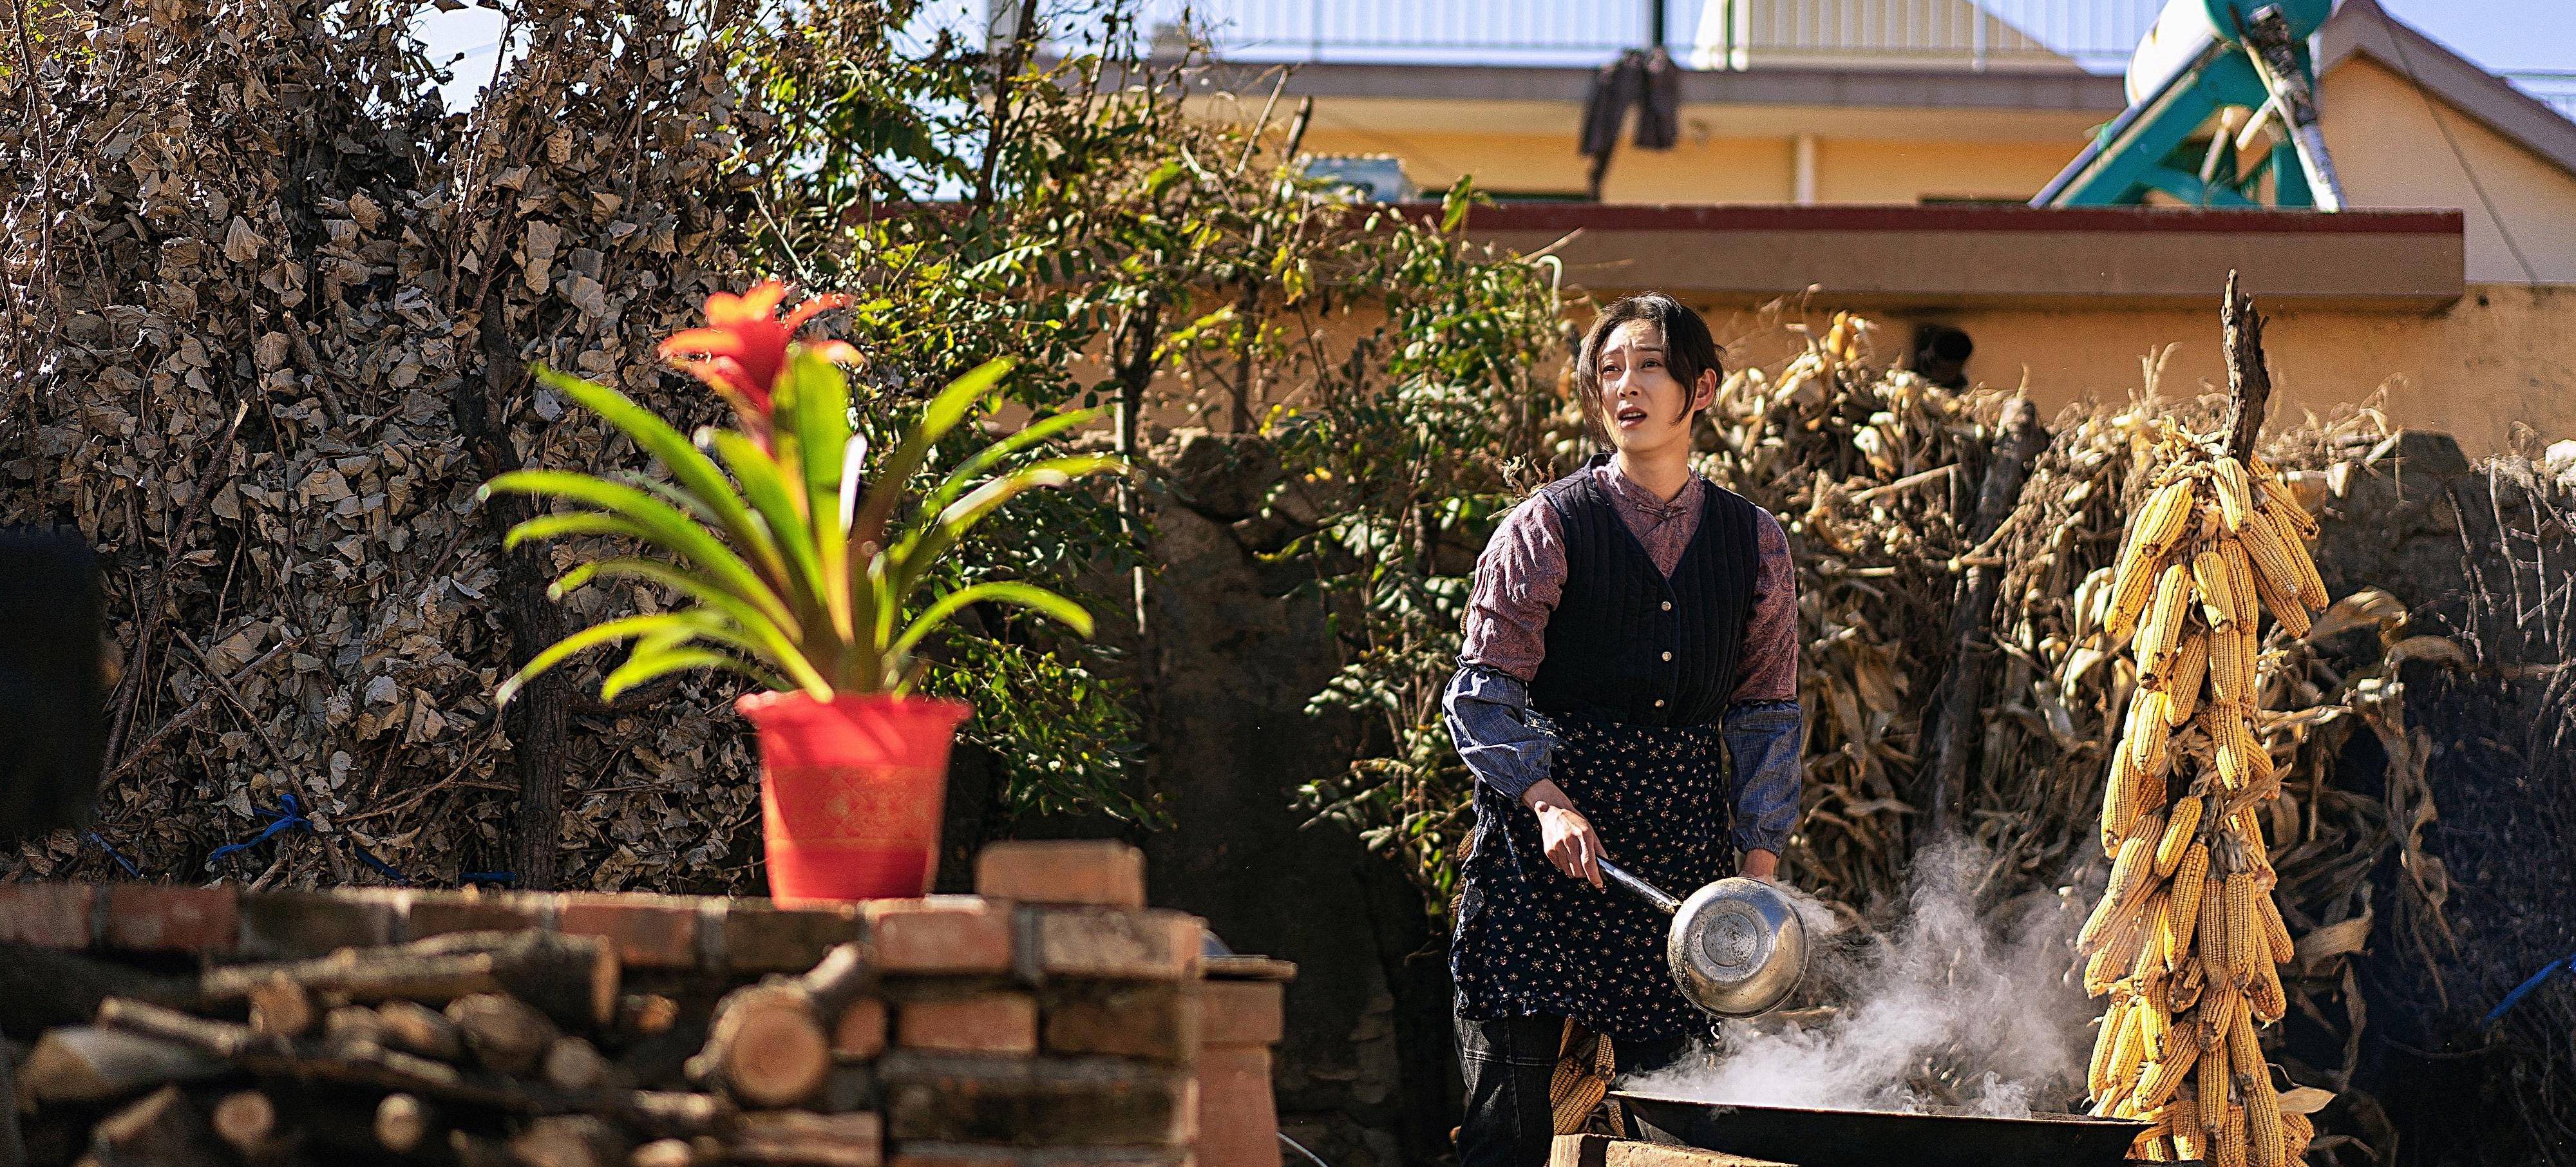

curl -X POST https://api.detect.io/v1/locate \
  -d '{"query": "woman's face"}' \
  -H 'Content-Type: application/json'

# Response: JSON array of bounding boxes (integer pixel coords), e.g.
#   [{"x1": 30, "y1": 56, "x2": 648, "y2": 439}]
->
[{"x1": 1595, "y1": 319, "x2": 1711, "y2": 456}]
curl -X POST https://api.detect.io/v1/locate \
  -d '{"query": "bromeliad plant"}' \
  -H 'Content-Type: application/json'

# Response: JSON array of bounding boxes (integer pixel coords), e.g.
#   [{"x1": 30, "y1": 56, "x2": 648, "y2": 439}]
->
[{"x1": 482, "y1": 281, "x2": 1122, "y2": 703}]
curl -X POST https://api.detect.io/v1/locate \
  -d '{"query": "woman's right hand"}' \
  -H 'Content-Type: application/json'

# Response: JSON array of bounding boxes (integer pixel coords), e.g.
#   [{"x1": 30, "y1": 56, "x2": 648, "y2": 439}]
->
[{"x1": 1521, "y1": 779, "x2": 1604, "y2": 888}]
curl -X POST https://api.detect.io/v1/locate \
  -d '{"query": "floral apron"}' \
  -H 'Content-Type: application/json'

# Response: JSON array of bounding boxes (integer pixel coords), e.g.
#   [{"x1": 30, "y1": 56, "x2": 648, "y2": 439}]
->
[{"x1": 1450, "y1": 710, "x2": 1736, "y2": 1043}]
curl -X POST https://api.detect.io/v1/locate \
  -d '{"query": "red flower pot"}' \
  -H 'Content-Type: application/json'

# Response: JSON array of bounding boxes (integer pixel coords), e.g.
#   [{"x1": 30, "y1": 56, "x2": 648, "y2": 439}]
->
[{"x1": 737, "y1": 691, "x2": 971, "y2": 904}]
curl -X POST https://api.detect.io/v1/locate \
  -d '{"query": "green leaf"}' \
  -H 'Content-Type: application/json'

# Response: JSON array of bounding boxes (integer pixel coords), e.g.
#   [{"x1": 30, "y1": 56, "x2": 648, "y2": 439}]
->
[
  {"x1": 601, "y1": 644, "x2": 790, "y2": 703},
  {"x1": 848, "y1": 358, "x2": 1015, "y2": 555},
  {"x1": 887, "y1": 454, "x2": 1122, "y2": 607},
  {"x1": 484, "y1": 470, "x2": 795, "y2": 631},
  {"x1": 495, "y1": 611, "x2": 722, "y2": 707},
  {"x1": 783, "y1": 348, "x2": 852, "y2": 509},
  {"x1": 892, "y1": 581, "x2": 1094, "y2": 659},
  {"x1": 549, "y1": 557, "x2": 826, "y2": 694},
  {"x1": 705, "y1": 431, "x2": 826, "y2": 619},
  {"x1": 916, "y1": 408, "x2": 1103, "y2": 527},
  {"x1": 527, "y1": 365, "x2": 788, "y2": 589}
]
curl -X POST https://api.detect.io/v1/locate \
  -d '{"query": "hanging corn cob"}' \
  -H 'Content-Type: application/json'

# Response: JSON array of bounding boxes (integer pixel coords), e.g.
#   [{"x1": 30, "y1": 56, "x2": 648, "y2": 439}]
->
[{"x1": 2076, "y1": 442, "x2": 2325, "y2": 1166}]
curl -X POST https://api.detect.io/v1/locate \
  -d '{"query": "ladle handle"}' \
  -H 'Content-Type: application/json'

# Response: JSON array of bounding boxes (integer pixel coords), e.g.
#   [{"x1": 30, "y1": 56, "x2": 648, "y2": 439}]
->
[{"x1": 1596, "y1": 858, "x2": 1680, "y2": 915}]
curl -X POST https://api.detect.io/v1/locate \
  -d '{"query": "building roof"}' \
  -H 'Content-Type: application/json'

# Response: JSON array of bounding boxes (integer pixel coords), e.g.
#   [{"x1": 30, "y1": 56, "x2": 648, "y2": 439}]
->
[{"x1": 2318, "y1": 0, "x2": 2576, "y2": 183}]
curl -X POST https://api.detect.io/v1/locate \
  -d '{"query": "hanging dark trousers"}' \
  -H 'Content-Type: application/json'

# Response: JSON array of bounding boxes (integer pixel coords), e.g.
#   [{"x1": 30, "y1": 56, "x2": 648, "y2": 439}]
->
[{"x1": 1577, "y1": 47, "x2": 1683, "y2": 200}]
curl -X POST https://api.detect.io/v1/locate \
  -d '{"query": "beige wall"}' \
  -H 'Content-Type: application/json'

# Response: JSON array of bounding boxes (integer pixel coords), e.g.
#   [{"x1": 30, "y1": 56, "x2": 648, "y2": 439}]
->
[
  {"x1": 1689, "y1": 283, "x2": 2576, "y2": 455},
  {"x1": 1296, "y1": 123, "x2": 2086, "y2": 204},
  {"x1": 2324, "y1": 58, "x2": 2576, "y2": 283},
  {"x1": 1118, "y1": 285, "x2": 2576, "y2": 458}
]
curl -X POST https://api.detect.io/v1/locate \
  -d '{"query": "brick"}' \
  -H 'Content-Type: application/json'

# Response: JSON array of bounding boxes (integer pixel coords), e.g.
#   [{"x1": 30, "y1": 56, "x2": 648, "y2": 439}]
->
[
  {"x1": 1197, "y1": 982, "x2": 1281, "y2": 1048},
  {"x1": 975, "y1": 842, "x2": 1146, "y2": 910},
  {"x1": 236, "y1": 890, "x2": 402, "y2": 958},
  {"x1": 0, "y1": 882, "x2": 95, "y2": 947},
  {"x1": 867, "y1": 898, "x2": 1012, "y2": 974},
  {"x1": 880, "y1": 1053, "x2": 1196, "y2": 1147},
  {"x1": 727, "y1": 900, "x2": 865, "y2": 973},
  {"x1": 1193, "y1": 1047, "x2": 1275, "y2": 1167},
  {"x1": 1027, "y1": 1150, "x2": 1189, "y2": 1167},
  {"x1": 406, "y1": 889, "x2": 549, "y2": 938},
  {"x1": 836, "y1": 999, "x2": 890, "y2": 1061},
  {"x1": 1021, "y1": 909, "x2": 1202, "y2": 982},
  {"x1": 104, "y1": 884, "x2": 238, "y2": 954},
  {"x1": 891, "y1": 1143, "x2": 1024, "y2": 1167},
  {"x1": 898, "y1": 992, "x2": 1038, "y2": 1056},
  {"x1": 1041, "y1": 982, "x2": 1199, "y2": 1063},
  {"x1": 894, "y1": 1147, "x2": 1188, "y2": 1167},
  {"x1": 557, "y1": 893, "x2": 699, "y2": 969}
]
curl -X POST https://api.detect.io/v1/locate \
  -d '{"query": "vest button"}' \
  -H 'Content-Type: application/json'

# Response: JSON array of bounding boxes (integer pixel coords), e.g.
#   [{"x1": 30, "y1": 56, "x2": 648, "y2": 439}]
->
[
  {"x1": 1662, "y1": 601, "x2": 1672, "y2": 611},
  {"x1": 1662, "y1": 650, "x2": 1674, "y2": 661}
]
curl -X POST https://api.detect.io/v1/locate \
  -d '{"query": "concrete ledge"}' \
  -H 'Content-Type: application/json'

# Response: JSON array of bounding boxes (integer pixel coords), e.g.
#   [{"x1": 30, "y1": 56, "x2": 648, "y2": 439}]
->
[{"x1": 1429, "y1": 204, "x2": 2467, "y2": 309}]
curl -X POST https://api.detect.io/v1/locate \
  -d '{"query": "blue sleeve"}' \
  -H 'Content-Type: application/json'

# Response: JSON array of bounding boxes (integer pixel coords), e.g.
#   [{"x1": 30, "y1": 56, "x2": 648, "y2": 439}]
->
[
  {"x1": 1442, "y1": 665, "x2": 1551, "y2": 802},
  {"x1": 1723, "y1": 699, "x2": 1804, "y2": 855}
]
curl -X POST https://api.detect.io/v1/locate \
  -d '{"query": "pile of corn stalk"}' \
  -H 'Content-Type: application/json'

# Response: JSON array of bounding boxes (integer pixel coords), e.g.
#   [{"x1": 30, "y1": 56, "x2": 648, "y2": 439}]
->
[{"x1": 1691, "y1": 313, "x2": 2457, "y2": 1160}]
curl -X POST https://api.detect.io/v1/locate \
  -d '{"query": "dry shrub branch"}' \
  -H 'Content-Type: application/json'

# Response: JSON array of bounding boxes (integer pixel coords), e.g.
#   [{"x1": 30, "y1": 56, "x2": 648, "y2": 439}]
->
[{"x1": 1, "y1": 0, "x2": 779, "y2": 891}]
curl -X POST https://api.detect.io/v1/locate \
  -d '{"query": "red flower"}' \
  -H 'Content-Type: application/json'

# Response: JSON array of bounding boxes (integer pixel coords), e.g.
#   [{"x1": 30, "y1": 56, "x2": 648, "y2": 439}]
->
[{"x1": 659, "y1": 280, "x2": 860, "y2": 434}]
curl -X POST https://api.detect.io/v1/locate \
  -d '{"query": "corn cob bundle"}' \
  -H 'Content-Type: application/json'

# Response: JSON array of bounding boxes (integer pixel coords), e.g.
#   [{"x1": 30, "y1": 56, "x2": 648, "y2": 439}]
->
[{"x1": 2077, "y1": 448, "x2": 2325, "y2": 1164}]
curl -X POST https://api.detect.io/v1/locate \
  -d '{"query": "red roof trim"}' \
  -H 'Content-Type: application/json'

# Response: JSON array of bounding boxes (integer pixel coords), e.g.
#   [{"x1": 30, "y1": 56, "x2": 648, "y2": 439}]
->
[{"x1": 1414, "y1": 203, "x2": 2466, "y2": 236}]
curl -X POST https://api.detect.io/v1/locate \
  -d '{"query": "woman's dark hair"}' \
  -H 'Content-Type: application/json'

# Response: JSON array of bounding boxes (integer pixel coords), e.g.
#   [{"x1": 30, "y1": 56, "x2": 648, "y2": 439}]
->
[{"x1": 1572, "y1": 292, "x2": 1723, "y2": 440}]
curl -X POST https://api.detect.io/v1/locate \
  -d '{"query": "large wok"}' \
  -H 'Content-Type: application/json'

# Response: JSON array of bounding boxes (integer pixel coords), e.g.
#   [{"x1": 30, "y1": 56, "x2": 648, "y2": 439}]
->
[{"x1": 1615, "y1": 1088, "x2": 2151, "y2": 1167}]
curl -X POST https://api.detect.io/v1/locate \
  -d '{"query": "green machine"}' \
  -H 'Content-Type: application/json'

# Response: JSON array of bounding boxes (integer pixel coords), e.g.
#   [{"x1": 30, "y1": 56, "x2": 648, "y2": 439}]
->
[{"x1": 2035, "y1": 0, "x2": 2346, "y2": 209}]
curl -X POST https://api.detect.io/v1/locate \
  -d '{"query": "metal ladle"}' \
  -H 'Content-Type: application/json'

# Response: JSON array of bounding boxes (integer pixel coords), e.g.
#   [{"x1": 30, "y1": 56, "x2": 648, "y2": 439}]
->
[{"x1": 1597, "y1": 857, "x2": 1810, "y2": 1019}]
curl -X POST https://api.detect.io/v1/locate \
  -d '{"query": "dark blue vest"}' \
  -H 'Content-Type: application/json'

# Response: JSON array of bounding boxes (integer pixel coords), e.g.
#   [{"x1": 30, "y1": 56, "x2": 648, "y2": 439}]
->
[{"x1": 1524, "y1": 457, "x2": 1760, "y2": 728}]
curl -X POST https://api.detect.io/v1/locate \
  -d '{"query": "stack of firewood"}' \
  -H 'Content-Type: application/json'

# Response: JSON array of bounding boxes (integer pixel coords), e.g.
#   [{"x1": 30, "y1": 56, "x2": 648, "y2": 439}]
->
[
  {"x1": 10, "y1": 929, "x2": 888, "y2": 1166},
  {"x1": 6, "y1": 844, "x2": 1221, "y2": 1167}
]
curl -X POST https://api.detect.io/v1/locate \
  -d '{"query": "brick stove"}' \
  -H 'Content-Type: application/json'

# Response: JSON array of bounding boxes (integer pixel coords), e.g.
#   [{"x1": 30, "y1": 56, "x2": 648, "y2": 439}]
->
[{"x1": 0, "y1": 840, "x2": 1291, "y2": 1167}]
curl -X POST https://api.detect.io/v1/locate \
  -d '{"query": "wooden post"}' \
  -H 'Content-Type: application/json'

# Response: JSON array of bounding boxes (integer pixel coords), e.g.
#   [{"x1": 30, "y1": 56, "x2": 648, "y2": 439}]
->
[
  {"x1": 2219, "y1": 270, "x2": 2273, "y2": 459},
  {"x1": 1926, "y1": 395, "x2": 2050, "y2": 836}
]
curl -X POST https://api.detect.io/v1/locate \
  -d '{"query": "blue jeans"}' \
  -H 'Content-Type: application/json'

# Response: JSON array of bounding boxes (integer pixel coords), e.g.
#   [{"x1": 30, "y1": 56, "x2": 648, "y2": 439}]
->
[{"x1": 1454, "y1": 1005, "x2": 1691, "y2": 1167}]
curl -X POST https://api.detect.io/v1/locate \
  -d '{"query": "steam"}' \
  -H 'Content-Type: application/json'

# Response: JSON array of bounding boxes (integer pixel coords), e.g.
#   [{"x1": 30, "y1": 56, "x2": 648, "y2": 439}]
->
[{"x1": 1628, "y1": 839, "x2": 2094, "y2": 1117}]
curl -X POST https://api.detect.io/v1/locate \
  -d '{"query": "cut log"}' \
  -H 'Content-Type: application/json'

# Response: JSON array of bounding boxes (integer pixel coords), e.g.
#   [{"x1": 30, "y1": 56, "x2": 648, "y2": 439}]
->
[
  {"x1": 721, "y1": 1111, "x2": 882, "y2": 1167},
  {"x1": 683, "y1": 984, "x2": 829, "y2": 1109},
  {"x1": 799, "y1": 944, "x2": 876, "y2": 1021},
  {"x1": 16, "y1": 1026, "x2": 227, "y2": 1104},
  {"x1": 200, "y1": 931, "x2": 618, "y2": 1028},
  {"x1": 446, "y1": 992, "x2": 559, "y2": 1076},
  {"x1": 0, "y1": 942, "x2": 202, "y2": 1041},
  {"x1": 509, "y1": 1115, "x2": 632, "y2": 1167},
  {"x1": 88, "y1": 1083, "x2": 225, "y2": 1167},
  {"x1": 451, "y1": 1131, "x2": 518, "y2": 1167},
  {"x1": 323, "y1": 1005, "x2": 390, "y2": 1049},
  {"x1": 377, "y1": 998, "x2": 465, "y2": 1061},
  {"x1": 681, "y1": 944, "x2": 875, "y2": 1109},
  {"x1": 95, "y1": 998, "x2": 732, "y2": 1134},
  {"x1": 209, "y1": 1090, "x2": 276, "y2": 1152},
  {"x1": 629, "y1": 1138, "x2": 698, "y2": 1167},
  {"x1": 616, "y1": 994, "x2": 679, "y2": 1038},
  {"x1": 374, "y1": 1093, "x2": 439, "y2": 1155},
  {"x1": 544, "y1": 1036, "x2": 614, "y2": 1094},
  {"x1": 245, "y1": 978, "x2": 315, "y2": 1038},
  {"x1": 616, "y1": 1092, "x2": 737, "y2": 1139}
]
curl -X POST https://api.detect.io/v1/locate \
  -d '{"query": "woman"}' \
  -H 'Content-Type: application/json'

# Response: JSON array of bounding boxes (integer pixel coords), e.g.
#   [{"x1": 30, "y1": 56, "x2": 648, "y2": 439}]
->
[{"x1": 1444, "y1": 292, "x2": 1803, "y2": 1167}]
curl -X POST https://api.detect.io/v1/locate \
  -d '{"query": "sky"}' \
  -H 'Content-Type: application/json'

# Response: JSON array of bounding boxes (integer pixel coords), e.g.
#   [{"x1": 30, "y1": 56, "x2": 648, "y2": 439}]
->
[{"x1": 415, "y1": 1, "x2": 2573, "y2": 113}]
